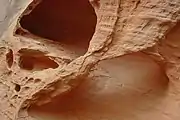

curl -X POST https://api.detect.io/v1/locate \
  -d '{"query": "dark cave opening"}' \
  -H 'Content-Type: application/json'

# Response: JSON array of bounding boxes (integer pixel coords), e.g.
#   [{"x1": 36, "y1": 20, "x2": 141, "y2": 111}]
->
[{"x1": 18, "y1": 0, "x2": 97, "y2": 49}]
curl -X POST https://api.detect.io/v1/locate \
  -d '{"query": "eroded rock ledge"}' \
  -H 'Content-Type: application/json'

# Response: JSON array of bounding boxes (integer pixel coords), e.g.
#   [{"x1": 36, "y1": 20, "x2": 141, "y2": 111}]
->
[{"x1": 0, "y1": 0, "x2": 180, "y2": 120}]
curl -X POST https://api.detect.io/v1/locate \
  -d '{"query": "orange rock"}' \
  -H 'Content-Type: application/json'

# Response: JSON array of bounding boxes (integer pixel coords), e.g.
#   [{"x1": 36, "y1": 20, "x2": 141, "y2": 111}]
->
[{"x1": 0, "y1": 0, "x2": 179, "y2": 120}]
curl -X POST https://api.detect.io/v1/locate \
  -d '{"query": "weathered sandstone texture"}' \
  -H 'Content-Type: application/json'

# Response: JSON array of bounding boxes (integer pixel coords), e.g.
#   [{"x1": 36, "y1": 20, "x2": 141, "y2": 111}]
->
[{"x1": 0, "y1": 0, "x2": 180, "y2": 120}]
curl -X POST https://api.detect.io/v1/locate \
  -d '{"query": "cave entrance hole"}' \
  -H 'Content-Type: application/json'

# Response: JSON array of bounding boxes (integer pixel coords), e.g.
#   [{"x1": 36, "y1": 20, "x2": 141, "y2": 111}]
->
[{"x1": 18, "y1": 0, "x2": 97, "y2": 50}]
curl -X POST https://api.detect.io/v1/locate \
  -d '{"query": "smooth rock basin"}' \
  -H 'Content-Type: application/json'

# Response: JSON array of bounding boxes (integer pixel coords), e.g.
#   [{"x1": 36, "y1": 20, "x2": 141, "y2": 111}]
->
[{"x1": 29, "y1": 53, "x2": 169, "y2": 120}]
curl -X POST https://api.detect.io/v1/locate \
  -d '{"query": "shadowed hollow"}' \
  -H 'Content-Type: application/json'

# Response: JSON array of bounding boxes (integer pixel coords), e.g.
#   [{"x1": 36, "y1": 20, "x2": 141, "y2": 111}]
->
[{"x1": 19, "y1": 0, "x2": 97, "y2": 49}]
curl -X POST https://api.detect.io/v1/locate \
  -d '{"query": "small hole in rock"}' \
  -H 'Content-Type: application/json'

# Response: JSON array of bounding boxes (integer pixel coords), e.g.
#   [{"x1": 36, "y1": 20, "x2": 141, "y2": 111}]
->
[
  {"x1": 34, "y1": 79, "x2": 41, "y2": 83},
  {"x1": 15, "y1": 84, "x2": 21, "y2": 92},
  {"x1": 28, "y1": 78, "x2": 34, "y2": 81},
  {"x1": 19, "y1": 55, "x2": 59, "y2": 71},
  {"x1": 24, "y1": 86, "x2": 30, "y2": 90},
  {"x1": 15, "y1": 28, "x2": 23, "y2": 35},
  {"x1": 26, "y1": 78, "x2": 34, "y2": 84},
  {"x1": 6, "y1": 49, "x2": 13, "y2": 68},
  {"x1": 11, "y1": 95, "x2": 18, "y2": 99},
  {"x1": 17, "y1": 0, "x2": 97, "y2": 54}
]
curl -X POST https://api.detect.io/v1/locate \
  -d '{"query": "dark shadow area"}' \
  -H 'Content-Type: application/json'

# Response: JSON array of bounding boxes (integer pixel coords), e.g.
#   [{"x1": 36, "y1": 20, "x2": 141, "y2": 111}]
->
[
  {"x1": 19, "y1": 55, "x2": 59, "y2": 71},
  {"x1": 6, "y1": 49, "x2": 13, "y2": 68},
  {"x1": 18, "y1": 0, "x2": 97, "y2": 49},
  {"x1": 18, "y1": 48, "x2": 59, "y2": 71},
  {"x1": 15, "y1": 83, "x2": 21, "y2": 92}
]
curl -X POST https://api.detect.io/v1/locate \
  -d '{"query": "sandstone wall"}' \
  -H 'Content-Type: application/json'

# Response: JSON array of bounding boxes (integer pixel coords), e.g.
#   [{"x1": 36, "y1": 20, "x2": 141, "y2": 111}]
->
[{"x1": 0, "y1": 0, "x2": 180, "y2": 120}]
